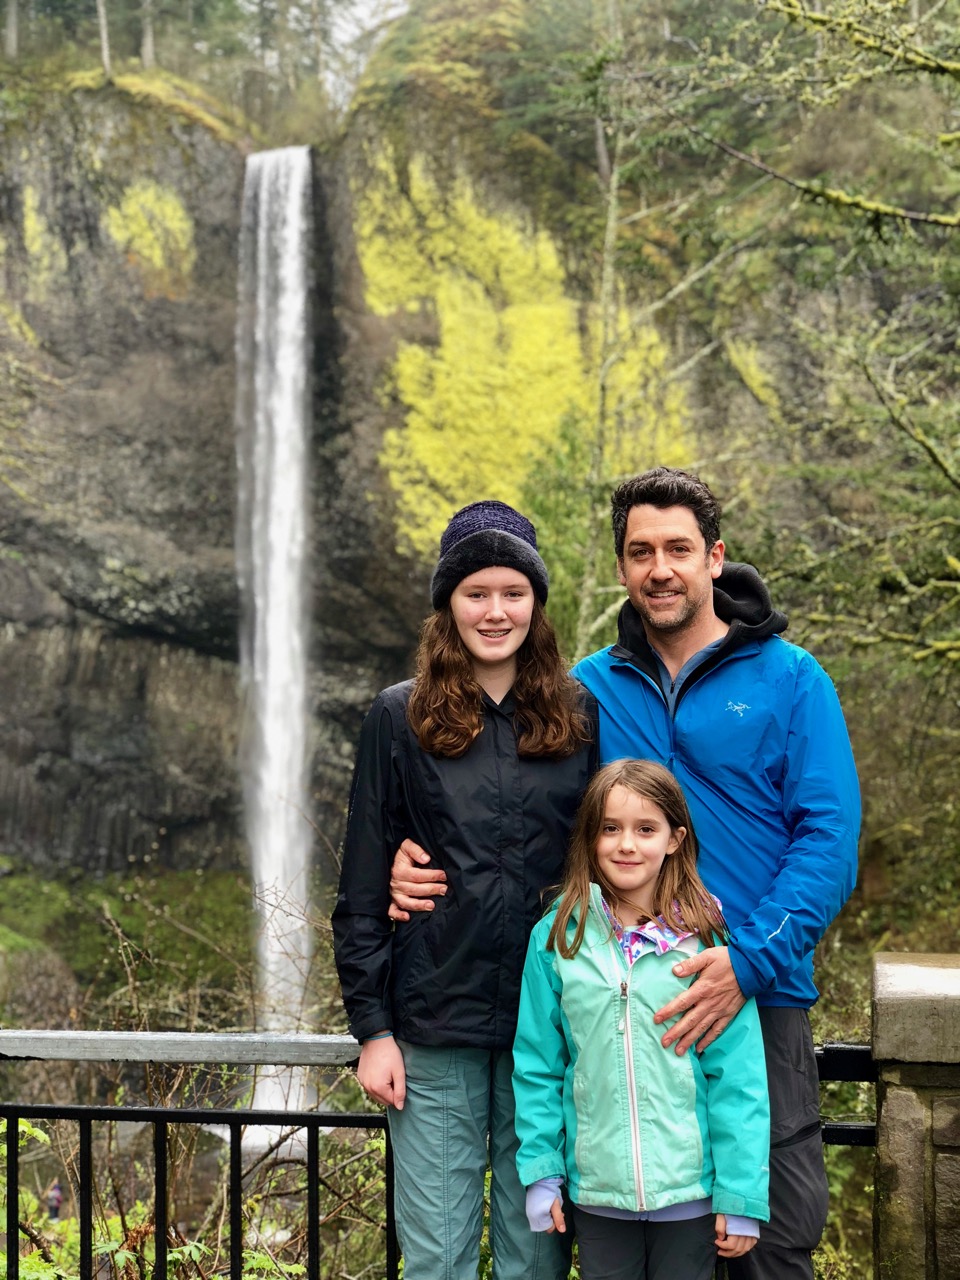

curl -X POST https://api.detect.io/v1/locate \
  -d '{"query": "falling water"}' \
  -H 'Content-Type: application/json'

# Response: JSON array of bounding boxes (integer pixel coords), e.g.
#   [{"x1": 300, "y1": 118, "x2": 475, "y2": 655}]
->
[{"x1": 235, "y1": 146, "x2": 314, "y2": 1112}]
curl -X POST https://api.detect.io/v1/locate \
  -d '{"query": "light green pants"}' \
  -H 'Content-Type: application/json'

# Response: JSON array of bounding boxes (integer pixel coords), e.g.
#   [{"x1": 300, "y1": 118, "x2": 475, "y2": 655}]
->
[{"x1": 388, "y1": 1042, "x2": 571, "y2": 1280}]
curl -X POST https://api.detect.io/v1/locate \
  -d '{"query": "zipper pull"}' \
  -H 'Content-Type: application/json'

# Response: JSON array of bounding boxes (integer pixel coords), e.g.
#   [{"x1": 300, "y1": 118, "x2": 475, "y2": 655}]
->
[{"x1": 619, "y1": 980, "x2": 627, "y2": 1033}]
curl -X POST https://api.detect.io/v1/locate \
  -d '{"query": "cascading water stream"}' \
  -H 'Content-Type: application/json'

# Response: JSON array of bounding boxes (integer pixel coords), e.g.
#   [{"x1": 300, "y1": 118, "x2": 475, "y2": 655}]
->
[{"x1": 235, "y1": 146, "x2": 314, "y2": 1112}]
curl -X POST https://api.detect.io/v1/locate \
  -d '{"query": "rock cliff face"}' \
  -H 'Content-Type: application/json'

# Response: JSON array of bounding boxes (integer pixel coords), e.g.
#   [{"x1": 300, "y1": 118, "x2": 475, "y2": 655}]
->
[{"x1": 0, "y1": 74, "x2": 420, "y2": 877}]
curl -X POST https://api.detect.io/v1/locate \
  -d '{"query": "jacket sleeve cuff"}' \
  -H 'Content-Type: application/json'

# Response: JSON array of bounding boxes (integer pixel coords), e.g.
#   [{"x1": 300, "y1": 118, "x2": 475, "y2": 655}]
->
[
  {"x1": 518, "y1": 1153, "x2": 567, "y2": 1186},
  {"x1": 712, "y1": 1188, "x2": 769, "y2": 1222},
  {"x1": 350, "y1": 1012, "x2": 394, "y2": 1043},
  {"x1": 728, "y1": 942, "x2": 770, "y2": 1001}
]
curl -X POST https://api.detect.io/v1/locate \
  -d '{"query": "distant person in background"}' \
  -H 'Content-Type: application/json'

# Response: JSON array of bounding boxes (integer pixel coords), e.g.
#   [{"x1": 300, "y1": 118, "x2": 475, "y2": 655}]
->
[
  {"x1": 333, "y1": 501, "x2": 598, "y2": 1280},
  {"x1": 47, "y1": 1178, "x2": 63, "y2": 1220},
  {"x1": 391, "y1": 468, "x2": 861, "y2": 1280}
]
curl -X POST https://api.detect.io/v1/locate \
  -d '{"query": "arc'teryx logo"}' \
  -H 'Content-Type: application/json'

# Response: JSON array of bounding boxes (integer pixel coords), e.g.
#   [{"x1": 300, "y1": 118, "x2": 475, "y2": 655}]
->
[{"x1": 726, "y1": 700, "x2": 750, "y2": 717}]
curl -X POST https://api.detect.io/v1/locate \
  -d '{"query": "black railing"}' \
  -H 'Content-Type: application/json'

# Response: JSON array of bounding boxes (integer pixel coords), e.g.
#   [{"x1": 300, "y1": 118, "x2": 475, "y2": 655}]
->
[
  {"x1": 0, "y1": 1101, "x2": 397, "y2": 1280},
  {"x1": 816, "y1": 1042, "x2": 877, "y2": 1147},
  {"x1": 0, "y1": 1033, "x2": 877, "y2": 1279}
]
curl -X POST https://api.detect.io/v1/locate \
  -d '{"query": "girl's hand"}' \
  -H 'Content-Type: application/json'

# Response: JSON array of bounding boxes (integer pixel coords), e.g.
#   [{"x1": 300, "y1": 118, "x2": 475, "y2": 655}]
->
[
  {"x1": 524, "y1": 1180, "x2": 566, "y2": 1233},
  {"x1": 714, "y1": 1214, "x2": 757, "y2": 1258},
  {"x1": 547, "y1": 1198, "x2": 566, "y2": 1235},
  {"x1": 357, "y1": 1036, "x2": 406, "y2": 1110}
]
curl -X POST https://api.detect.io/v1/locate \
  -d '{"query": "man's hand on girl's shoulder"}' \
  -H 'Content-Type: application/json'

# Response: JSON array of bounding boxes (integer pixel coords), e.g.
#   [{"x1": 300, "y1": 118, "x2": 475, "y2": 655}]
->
[
  {"x1": 387, "y1": 839, "x2": 447, "y2": 921},
  {"x1": 653, "y1": 945, "x2": 746, "y2": 1055}
]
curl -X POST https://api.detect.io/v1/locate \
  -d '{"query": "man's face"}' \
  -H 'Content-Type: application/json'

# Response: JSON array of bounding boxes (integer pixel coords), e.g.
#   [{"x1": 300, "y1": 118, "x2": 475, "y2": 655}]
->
[{"x1": 617, "y1": 504, "x2": 724, "y2": 637}]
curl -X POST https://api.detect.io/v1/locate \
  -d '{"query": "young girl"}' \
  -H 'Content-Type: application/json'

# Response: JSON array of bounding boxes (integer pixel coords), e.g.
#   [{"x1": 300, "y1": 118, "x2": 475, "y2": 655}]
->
[
  {"x1": 333, "y1": 500, "x2": 598, "y2": 1280},
  {"x1": 512, "y1": 759, "x2": 769, "y2": 1280}
]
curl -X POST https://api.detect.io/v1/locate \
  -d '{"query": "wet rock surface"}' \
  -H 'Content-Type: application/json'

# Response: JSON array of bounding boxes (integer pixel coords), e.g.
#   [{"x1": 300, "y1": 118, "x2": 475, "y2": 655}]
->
[{"x1": 0, "y1": 79, "x2": 419, "y2": 876}]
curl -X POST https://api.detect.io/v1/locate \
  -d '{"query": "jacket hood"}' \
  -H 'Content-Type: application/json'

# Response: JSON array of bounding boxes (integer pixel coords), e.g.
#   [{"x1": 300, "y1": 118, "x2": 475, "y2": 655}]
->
[
  {"x1": 712, "y1": 561, "x2": 788, "y2": 637},
  {"x1": 616, "y1": 561, "x2": 788, "y2": 657}
]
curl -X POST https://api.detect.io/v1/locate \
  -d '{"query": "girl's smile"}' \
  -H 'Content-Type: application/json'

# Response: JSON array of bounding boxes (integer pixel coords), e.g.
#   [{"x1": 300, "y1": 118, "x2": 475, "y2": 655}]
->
[
  {"x1": 596, "y1": 785, "x2": 684, "y2": 924},
  {"x1": 450, "y1": 568, "x2": 534, "y2": 674}
]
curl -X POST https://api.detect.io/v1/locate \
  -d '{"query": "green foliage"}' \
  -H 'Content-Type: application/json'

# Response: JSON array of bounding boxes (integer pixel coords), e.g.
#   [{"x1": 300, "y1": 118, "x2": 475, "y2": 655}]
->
[
  {"x1": 359, "y1": 151, "x2": 585, "y2": 557},
  {"x1": 0, "y1": 865, "x2": 256, "y2": 1023},
  {"x1": 104, "y1": 178, "x2": 197, "y2": 298},
  {"x1": 354, "y1": 119, "x2": 695, "y2": 606},
  {"x1": 241, "y1": 1250, "x2": 306, "y2": 1275}
]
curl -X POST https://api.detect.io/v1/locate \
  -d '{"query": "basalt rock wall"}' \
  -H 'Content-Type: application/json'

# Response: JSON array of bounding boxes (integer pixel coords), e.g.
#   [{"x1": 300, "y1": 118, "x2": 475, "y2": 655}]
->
[{"x1": 0, "y1": 74, "x2": 419, "y2": 877}]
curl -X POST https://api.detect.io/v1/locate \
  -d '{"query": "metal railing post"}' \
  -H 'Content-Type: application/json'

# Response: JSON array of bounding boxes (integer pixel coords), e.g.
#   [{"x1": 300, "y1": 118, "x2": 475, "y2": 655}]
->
[
  {"x1": 79, "y1": 1116, "x2": 93, "y2": 1280},
  {"x1": 385, "y1": 1123, "x2": 399, "y2": 1280},
  {"x1": 6, "y1": 1111, "x2": 19, "y2": 1280},
  {"x1": 154, "y1": 1119, "x2": 168, "y2": 1278},
  {"x1": 229, "y1": 1119, "x2": 243, "y2": 1279},
  {"x1": 307, "y1": 1122, "x2": 320, "y2": 1280}
]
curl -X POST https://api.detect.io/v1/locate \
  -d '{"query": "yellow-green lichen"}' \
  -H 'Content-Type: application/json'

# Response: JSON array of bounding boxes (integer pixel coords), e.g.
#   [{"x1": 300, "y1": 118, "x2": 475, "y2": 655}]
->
[
  {"x1": 65, "y1": 68, "x2": 106, "y2": 92},
  {"x1": 22, "y1": 186, "x2": 68, "y2": 302},
  {"x1": 725, "y1": 337, "x2": 784, "y2": 427},
  {"x1": 357, "y1": 150, "x2": 693, "y2": 560},
  {"x1": 112, "y1": 71, "x2": 256, "y2": 147},
  {"x1": 63, "y1": 67, "x2": 255, "y2": 147},
  {"x1": 0, "y1": 298, "x2": 39, "y2": 347},
  {"x1": 104, "y1": 179, "x2": 197, "y2": 299}
]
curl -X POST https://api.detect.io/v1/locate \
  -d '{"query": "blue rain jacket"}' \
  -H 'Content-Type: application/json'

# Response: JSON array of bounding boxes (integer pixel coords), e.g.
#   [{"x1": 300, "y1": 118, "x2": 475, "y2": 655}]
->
[{"x1": 571, "y1": 564, "x2": 860, "y2": 1008}]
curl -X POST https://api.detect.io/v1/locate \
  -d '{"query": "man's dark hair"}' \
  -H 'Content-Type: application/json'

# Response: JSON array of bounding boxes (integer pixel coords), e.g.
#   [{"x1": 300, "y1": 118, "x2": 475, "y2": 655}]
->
[{"x1": 611, "y1": 467, "x2": 722, "y2": 558}]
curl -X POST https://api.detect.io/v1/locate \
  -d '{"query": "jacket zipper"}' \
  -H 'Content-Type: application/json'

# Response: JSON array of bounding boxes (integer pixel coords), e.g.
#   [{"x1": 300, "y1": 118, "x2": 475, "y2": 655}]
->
[
  {"x1": 593, "y1": 892, "x2": 647, "y2": 1212},
  {"x1": 613, "y1": 634, "x2": 756, "y2": 718},
  {"x1": 617, "y1": 965, "x2": 646, "y2": 1210}
]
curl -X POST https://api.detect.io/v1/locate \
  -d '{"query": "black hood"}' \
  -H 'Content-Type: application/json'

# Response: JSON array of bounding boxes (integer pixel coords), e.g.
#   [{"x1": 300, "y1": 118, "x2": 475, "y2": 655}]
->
[
  {"x1": 616, "y1": 560, "x2": 788, "y2": 660},
  {"x1": 712, "y1": 561, "x2": 788, "y2": 637}
]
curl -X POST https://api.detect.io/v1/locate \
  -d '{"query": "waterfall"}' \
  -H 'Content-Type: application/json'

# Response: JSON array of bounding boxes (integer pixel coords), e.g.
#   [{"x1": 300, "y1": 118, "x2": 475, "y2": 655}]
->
[{"x1": 235, "y1": 146, "x2": 314, "y2": 1111}]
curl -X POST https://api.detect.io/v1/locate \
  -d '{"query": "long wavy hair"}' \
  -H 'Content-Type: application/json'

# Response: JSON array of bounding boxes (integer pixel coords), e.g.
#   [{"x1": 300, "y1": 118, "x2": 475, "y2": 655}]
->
[
  {"x1": 406, "y1": 598, "x2": 590, "y2": 759},
  {"x1": 547, "y1": 758, "x2": 726, "y2": 958}
]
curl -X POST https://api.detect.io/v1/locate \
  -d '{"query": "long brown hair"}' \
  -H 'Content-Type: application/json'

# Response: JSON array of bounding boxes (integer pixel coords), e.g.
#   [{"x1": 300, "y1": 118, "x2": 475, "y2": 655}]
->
[
  {"x1": 406, "y1": 598, "x2": 590, "y2": 759},
  {"x1": 547, "y1": 758, "x2": 726, "y2": 958}
]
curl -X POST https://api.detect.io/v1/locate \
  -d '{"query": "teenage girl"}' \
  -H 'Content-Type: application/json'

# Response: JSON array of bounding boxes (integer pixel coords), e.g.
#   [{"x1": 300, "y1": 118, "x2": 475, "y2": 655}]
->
[
  {"x1": 332, "y1": 500, "x2": 598, "y2": 1280},
  {"x1": 512, "y1": 758, "x2": 769, "y2": 1280}
]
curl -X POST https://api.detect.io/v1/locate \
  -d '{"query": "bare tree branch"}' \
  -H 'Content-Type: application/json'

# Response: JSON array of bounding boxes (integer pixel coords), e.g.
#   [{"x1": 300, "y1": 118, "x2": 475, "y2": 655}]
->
[{"x1": 682, "y1": 122, "x2": 960, "y2": 226}]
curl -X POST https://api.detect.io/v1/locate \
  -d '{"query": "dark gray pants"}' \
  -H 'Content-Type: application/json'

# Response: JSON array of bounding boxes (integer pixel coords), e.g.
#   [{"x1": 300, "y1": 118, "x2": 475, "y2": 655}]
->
[
  {"x1": 722, "y1": 1007, "x2": 829, "y2": 1280},
  {"x1": 573, "y1": 1207, "x2": 716, "y2": 1280}
]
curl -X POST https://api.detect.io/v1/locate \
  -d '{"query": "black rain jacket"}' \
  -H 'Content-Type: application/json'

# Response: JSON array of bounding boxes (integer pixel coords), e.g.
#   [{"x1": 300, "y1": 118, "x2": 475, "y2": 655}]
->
[{"x1": 332, "y1": 680, "x2": 599, "y2": 1049}]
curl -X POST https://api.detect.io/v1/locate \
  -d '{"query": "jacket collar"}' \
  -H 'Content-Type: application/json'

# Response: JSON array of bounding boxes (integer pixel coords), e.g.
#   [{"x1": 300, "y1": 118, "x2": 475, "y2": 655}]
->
[{"x1": 481, "y1": 687, "x2": 516, "y2": 716}]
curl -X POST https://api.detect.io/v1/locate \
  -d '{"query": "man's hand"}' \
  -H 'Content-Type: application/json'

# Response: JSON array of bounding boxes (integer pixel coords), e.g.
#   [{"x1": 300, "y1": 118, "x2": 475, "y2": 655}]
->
[
  {"x1": 387, "y1": 839, "x2": 447, "y2": 922},
  {"x1": 654, "y1": 945, "x2": 746, "y2": 1055},
  {"x1": 357, "y1": 1036, "x2": 406, "y2": 1109},
  {"x1": 714, "y1": 1214, "x2": 757, "y2": 1259}
]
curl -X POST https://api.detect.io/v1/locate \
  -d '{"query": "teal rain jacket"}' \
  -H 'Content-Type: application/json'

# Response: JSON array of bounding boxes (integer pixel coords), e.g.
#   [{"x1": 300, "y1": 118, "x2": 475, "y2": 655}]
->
[
  {"x1": 571, "y1": 564, "x2": 861, "y2": 1008},
  {"x1": 513, "y1": 886, "x2": 770, "y2": 1220}
]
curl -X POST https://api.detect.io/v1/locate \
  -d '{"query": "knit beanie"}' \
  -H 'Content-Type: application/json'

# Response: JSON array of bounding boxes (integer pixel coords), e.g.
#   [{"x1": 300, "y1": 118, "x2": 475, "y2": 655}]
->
[{"x1": 430, "y1": 500, "x2": 549, "y2": 609}]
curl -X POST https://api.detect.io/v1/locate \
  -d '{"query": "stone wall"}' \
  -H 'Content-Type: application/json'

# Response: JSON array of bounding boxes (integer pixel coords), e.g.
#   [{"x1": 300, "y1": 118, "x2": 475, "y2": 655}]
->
[{"x1": 874, "y1": 953, "x2": 960, "y2": 1279}]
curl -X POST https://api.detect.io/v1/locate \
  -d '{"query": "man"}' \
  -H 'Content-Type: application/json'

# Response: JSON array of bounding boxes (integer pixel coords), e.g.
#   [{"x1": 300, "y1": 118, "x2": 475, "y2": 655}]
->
[{"x1": 390, "y1": 467, "x2": 860, "y2": 1279}]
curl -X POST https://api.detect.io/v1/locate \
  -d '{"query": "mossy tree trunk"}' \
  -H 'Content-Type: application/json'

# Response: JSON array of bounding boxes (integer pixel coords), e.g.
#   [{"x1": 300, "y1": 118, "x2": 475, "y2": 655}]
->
[
  {"x1": 4, "y1": 0, "x2": 17, "y2": 61},
  {"x1": 141, "y1": 0, "x2": 156, "y2": 69},
  {"x1": 96, "y1": 0, "x2": 112, "y2": 78}
]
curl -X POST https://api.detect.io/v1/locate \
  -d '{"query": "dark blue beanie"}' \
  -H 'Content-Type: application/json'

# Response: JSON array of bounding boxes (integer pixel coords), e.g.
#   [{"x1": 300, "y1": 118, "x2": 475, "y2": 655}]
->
[{"x1": 431, "y1": 500, "x2": 549, "y2": 609}]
